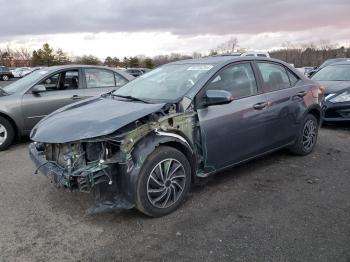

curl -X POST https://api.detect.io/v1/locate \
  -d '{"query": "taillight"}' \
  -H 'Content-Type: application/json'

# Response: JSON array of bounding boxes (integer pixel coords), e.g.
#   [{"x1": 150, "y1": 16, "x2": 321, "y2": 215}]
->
[{"x1": 319, "y1": 86, "x2": 326, "y2": 94}]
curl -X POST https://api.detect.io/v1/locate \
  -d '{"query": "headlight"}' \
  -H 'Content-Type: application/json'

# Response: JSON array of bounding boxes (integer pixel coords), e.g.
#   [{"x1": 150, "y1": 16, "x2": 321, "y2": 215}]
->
[{"x1": 329, "y1": 91, "x2": 350, "y2": 103}]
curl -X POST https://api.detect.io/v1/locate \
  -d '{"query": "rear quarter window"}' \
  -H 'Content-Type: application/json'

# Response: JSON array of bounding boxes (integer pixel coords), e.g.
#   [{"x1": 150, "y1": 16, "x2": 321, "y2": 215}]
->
[{"x1": 257, "y1": 62, "x2": 291, "y2": 92}]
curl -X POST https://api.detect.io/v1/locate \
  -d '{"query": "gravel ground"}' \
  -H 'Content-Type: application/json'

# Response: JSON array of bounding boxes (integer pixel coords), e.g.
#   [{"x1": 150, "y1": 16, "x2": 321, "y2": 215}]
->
[{"x1": 0, "y1": 117, "x2": 350, "y2": 261}]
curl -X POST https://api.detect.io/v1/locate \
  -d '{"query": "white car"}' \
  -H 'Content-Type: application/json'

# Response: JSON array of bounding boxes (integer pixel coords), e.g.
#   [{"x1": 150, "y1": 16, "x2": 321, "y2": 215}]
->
[
  {"x1": 241, "y1": 51, "x2": 270, "y2": 58},
  {"x1": 11, "y1": 67, "x2": 32, "y2": 78}
]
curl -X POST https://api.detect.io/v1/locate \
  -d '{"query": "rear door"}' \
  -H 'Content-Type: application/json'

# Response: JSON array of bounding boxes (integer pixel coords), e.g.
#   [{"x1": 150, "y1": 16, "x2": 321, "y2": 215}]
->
[
  {"x1": 196, "y1": 62, "x2": 271, "y2": 171},
  {"x1": 255, "y1": 61, "x2": 305, "y2": 148},
  {"x1": 83, "y1": 68, "x2": 129, "y2": 98},
  {"x1": 21, "y1": 68, "x2": 84, "y2": 131}
]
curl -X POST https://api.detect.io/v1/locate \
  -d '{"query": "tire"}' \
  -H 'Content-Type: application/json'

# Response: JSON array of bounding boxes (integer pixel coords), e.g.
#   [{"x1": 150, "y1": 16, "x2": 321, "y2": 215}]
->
[
  {"x1": 2, "y1": 75, "x2": 9, "y2": 81},
  {"x1": 289, "y1": 114, "x2": 318, "y2": 155},
  {"x1": 0, "y1": 116, "x2": 15, "y2": 151},
  {"x1": 135, "y1": 146, "x2": 192, "y2": 217}
]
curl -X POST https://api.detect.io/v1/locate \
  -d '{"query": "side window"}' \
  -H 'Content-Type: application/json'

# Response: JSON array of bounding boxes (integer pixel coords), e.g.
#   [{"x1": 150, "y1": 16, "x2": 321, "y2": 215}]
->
[
  {"x1": 257, "y1": 63, "x2": 290, "y2": 92},
  {"x1": 257, "y1": 54, "x2": 267, "y2": 57},
  {"x1": 40, "y1": 70, "x2": 79, "y2": 91},
  {"x1": 40, "y1": 73, "x2": 60, "y2": 91},
  {"x1": 206, "y1": 63, "x2": 258, "y2": 99},
  {"x1": 85, "y1": 69, "x2": 115, "y2": 88},
  {"x1": 63, "y1": 71, "x2": 79, "y2": 89},
  {"x1": 287, "y1": 70, "x2": 299, "y2": 86},
  {"x1": 114, "y1": 73, "x2": 128, "y2": 87}
]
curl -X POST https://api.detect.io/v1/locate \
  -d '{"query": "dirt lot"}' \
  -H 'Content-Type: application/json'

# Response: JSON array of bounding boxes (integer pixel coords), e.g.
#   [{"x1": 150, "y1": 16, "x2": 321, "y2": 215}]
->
[
  {"x1": 0, "y1": 126, "x2": 349, "y2": 262},
  {"x1": 0, "y1": 83, "x2": 349, "y2": 261}
]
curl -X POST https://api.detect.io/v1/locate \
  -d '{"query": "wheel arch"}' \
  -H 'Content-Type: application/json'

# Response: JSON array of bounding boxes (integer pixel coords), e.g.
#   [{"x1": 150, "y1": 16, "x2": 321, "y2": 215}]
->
[
  {"x1": 121, "y1": 131, "x2": 198, "y2": 204},
  {"x1": 160, "y1": 140, "x2": 197, "y2": 183},
  {"x1": 305, "y1": 105, "x2": 323, "y2": 126},
  {"x1": 0, "y1": 112, "x2": 20, "y2": 139}
]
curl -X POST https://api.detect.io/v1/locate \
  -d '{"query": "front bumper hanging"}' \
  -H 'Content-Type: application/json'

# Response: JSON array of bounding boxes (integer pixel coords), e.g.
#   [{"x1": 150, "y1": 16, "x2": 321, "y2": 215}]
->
[{"x1": 29, "y1": 142, "x2": 134, "y2": 214}]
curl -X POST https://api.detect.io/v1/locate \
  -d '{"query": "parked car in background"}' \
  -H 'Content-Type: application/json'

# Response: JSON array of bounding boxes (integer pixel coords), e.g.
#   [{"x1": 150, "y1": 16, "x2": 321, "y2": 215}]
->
[
  {"x1": 312, "y1": 61, "x2": 350, "y2": 122},
  {"x1": 308, "y1": 58, "x2": 350, "y2": 77},
  {"x1": 241, "y1": 51, "x2": 270, "y2": 58},
  {"x1": 29, "y1": 56, "x2": 323, "y2": 217},
  {"x1": 11, "y1": 67, "x2": 32, "y2": 78},
  {"x1": 125, "y1": 68, "x2": 151, "y2": 77},
  {"x1": 296, "y1": 66, "x2": 316, "y2": 77},
  {"x1": 0, "y1": 65, "x2": 134, "y2": 150},
  {"x1": 304, "y1": 66, "x2": 316, "y2": 76},
  {"x1": 0, "y1": 66, "x2": 14, "y2": 81}
]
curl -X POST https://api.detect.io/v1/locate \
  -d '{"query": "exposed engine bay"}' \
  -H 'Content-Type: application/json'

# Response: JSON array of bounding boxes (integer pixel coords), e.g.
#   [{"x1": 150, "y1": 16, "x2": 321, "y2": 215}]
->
[{"x1": 30, "y1": 104, "x2": 205, "y2": 214}]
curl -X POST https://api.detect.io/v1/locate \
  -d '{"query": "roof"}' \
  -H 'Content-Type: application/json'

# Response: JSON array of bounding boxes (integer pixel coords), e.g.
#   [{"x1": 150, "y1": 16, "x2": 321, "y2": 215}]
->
[
  {"x1": 37, "y1": 64, "x2": 135, "y2": 80},
  {"x1": 169, "y1": 56, "x2": 243, "y2": 65},
  {"x1": 168, "y1": 56, "x2": 285, "y2": 66},
  {"x1": 44, "y1": 64, "x2": 115, "y2": 70},
  {"x1": 329, "y1": 60, "x2": 350, "y2": 66}
]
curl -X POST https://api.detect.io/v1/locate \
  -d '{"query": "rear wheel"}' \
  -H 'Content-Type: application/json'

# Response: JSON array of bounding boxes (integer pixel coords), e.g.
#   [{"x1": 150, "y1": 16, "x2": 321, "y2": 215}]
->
[
  {"x1": 0, "y1": 116, "x2": 15, "y2": 151},
  {"x1": 290, "y1": 114, "x2": 318, "y2": 155},
  {"x1": 2, "y1": 75, "x2": 9, "y2": 81},
  {"x1": 135, "y1": 146, "x2": 191, "y2": 217}
]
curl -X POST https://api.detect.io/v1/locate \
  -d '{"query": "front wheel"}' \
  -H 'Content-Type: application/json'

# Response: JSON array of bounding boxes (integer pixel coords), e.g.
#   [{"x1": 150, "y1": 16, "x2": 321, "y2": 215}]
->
[
  {"x1": 290, "y1": 114, "x2": 318, "y2": 155},
  {"x1": 2, "y1": 75, "x2": 9, "y2": 81},
  {"x1": 135, "y1": 146, "x2": 191, "y2": 217},
  {"x1": 0, "y1": 116, "x2": 15, "y2": 151}
]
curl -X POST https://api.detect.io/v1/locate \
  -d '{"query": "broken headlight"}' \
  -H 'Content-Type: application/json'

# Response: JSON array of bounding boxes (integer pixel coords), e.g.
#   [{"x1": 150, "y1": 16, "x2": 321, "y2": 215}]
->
[{"x1": 329, "y1": 91, "x2": 350, "y2": 103}]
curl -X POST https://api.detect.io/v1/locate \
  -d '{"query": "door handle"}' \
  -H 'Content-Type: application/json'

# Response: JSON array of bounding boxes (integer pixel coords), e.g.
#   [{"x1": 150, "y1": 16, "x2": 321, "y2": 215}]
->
[
  {"x1": 253, "y1": 102, "x2": 268, "y2": 110},
  {"x1": 296, "y1": 91, "x2": 307, "y2": 98},
  {"x1": 71, "y1": 95, "x2": 83, "y2": 100}
]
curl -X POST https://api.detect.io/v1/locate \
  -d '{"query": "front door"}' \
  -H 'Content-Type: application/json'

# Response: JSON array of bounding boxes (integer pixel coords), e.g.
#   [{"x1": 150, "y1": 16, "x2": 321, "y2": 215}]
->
[
  {"x1": 197, "y1": 62, "x2": 270, "y2": 172},
  {"x1": 21, "y1": 69, "x2": 84, "y2": 132},
  {"x1": 83, "y1": 68, "x2": 129, "y2": 98}
]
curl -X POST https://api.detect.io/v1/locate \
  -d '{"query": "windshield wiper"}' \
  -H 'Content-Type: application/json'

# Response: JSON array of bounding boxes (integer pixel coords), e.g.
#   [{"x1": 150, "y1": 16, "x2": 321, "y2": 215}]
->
[{"x1": 112, "y1": 94, "x2": 150, "y2": 103}]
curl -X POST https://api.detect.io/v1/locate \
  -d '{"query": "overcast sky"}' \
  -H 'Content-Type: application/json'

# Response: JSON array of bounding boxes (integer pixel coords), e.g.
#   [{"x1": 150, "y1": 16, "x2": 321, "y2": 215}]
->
[{"x1": 0, "y1": 0, "x2": 349, "y2": 58}]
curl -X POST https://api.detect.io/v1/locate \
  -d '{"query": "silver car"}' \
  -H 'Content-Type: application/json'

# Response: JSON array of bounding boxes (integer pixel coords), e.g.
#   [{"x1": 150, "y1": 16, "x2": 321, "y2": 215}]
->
[{"x1": 0, "y1": 65, "x2": 134, "y2": 150}]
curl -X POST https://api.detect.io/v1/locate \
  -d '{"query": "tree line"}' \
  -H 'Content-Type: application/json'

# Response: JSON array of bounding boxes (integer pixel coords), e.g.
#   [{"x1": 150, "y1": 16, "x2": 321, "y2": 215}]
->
[
  {"x1": 269, "y1": 41, "x2": 350, "y2": 67},
  {"x1": 1, "y1": 41, "x2": 350, "y2": 69}
]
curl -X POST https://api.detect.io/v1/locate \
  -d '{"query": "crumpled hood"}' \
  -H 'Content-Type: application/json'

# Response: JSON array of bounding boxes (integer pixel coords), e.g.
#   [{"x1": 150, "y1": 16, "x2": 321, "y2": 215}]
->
[
  {"x1": 30, "y1": 96, "x2": 165, "y2": 143},
  {"x1": 317, "y1": 80, "x2": 350, "y2": 94}
]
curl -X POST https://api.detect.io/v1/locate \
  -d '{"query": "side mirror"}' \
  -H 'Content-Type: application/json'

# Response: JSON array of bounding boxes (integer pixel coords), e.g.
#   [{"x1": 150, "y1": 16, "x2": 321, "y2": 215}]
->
[
  {"x1": 32, "y1": 85, "x2": 46, "y2": 94},
  {"x1": 203, "y1": 90, "x2": 234, "y2": 107}
]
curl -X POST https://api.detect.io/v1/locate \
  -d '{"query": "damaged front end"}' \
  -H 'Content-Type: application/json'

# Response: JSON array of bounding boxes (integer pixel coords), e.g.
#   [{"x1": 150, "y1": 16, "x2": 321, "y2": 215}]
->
[
  {"x1": 29, "y1": 107, "x2": 202, "y2": 214},
  {"x1": 30, "y1": 140, "x2": 134, "y2": 213}
]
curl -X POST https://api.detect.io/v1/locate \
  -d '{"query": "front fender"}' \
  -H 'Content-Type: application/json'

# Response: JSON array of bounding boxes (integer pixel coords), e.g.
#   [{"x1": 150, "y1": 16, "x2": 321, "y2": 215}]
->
[{"x1": 119, "y1": 131, "x2": 195, "y2": 204}]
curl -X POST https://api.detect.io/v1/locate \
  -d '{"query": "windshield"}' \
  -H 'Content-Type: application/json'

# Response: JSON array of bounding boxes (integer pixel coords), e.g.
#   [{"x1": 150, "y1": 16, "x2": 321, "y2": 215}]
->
[
  {"x1": 113, "y1": 64, "x2": 213, "y2": 102},
  {"x1": 2, "y1": 69, "x2": 51, "y2": 94},
  {"x1": 312, "y1": 65, "x2": 350, "y2": 81}
]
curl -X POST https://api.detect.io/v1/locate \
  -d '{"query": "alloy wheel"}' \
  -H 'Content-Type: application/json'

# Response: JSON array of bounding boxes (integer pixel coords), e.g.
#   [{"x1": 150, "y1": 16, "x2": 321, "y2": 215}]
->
[
  {"x1": 146, "y1": 158, "x2": 186, "y2": 209},
  {"x1": 302, "y1": 119, "x2": 316, "y2": 151},
  {"x1": 0, "y1": 124, "x2": 8, "y2": 146}
]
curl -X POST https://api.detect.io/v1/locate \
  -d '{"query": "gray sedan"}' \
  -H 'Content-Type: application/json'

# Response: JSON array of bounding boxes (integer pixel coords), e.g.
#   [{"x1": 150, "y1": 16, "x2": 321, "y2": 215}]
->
[{"x1": 0, "y1": 65, "x2": 134, "y2": 150}]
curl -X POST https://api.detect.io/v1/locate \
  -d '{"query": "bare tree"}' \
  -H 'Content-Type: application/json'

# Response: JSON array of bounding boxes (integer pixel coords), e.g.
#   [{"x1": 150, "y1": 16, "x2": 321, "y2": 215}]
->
[{"x1": 214, "y1": 37, "x2": 239, "y2": 54}]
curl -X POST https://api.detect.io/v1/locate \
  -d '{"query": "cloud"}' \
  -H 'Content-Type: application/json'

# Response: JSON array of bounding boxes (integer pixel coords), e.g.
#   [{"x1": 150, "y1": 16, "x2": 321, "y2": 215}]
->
[
  {"x1": 1, "y1": 0, "x2": 349, "y2": 37},
  {"x1": 0, "y1": 0, "x2": 349, "y2": 57}
]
